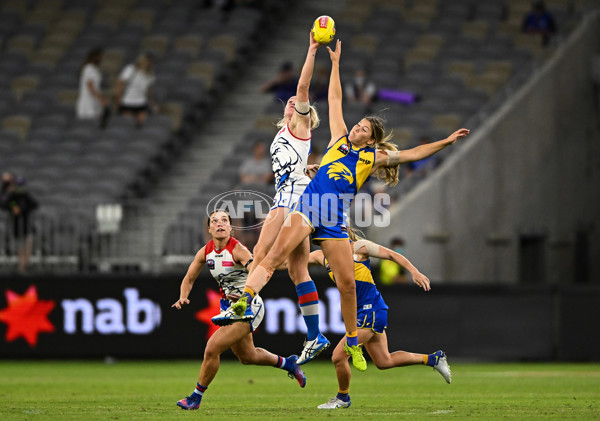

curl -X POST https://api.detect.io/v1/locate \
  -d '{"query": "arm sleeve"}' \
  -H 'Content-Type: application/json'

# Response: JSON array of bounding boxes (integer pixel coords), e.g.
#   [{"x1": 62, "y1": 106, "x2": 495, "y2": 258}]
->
[
  {"x1": 353, "y1": 239, "x2": 380, "y2": 257},
  {"x1": 294, "y1": 100, "x2": 310, "y2": 115}
]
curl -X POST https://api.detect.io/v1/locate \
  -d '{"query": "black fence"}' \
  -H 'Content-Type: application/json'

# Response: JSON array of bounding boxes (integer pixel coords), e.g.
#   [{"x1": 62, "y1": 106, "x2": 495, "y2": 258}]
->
[{"x1": 0, "y1": 273, "x2": 598, "y2": 361}]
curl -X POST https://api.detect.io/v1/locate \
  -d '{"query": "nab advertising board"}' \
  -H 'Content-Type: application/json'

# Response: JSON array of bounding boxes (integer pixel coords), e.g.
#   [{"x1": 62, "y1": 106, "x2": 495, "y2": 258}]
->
[
  {"x1": 0, "y1": 273, "x2": 348, "y2": 358},
  {"x1": 1, "y1": 273, "x2": 597, "y2": 360}
]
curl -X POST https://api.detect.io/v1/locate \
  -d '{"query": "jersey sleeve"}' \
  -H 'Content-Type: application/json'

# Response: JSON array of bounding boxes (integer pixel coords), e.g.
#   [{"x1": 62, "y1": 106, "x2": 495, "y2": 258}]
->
[{"x1": 119, "y1": 64, "x2": 135, "y2": 82}]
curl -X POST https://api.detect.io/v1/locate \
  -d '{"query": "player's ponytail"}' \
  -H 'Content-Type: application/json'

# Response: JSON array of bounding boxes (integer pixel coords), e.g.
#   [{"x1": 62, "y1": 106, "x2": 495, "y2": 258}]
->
[{"x1": 366, "y1": 116, "x2": 400, "y2": 187}]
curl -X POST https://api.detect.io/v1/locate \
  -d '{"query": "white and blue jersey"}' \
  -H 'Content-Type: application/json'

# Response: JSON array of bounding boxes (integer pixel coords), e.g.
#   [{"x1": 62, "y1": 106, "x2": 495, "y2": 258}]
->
[{"x1": 270, "y1": 123, "x2": 311, "y2": 209}]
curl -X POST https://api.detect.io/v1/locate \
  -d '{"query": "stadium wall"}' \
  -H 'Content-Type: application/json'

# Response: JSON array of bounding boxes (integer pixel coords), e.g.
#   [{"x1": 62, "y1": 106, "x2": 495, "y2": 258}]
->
[
  {"x1": 371, "y1": 13, "x2": 600, "y2": 284},
  {"x1": 1, "y1": 273, "x2": 598, "y2": 361}
]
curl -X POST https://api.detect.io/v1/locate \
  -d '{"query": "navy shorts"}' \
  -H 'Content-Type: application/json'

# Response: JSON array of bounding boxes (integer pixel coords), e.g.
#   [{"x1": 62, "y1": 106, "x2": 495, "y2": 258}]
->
[{"x1": 357, "y1": 306, "x2": 388, "y2": 334}]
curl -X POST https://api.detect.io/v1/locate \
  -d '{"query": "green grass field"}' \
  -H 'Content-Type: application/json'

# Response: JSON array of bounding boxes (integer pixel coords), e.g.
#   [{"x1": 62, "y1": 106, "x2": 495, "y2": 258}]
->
[{"x1": 0, "y1": 360, "x2": 599, "y2": 420}]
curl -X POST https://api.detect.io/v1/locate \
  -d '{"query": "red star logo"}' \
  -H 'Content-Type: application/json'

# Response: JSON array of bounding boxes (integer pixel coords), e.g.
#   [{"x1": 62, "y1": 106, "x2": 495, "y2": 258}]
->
[
  {"x1": 0, "y1": 285, "x2": 55, "y2": 347},
  {"x1": 195, "y1": 289, "x2": 222, "y2": 339}
]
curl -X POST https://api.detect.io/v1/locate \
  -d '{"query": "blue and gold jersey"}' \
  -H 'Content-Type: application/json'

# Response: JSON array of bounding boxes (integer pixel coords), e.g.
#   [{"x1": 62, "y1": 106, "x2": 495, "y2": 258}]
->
[
  {"x1": 294, "y1": 135, "x2": 376, "y2": 238},
  {"x1": 310, "y1": 135, "x2": 375, "y2": 197},
  {"x1": 324, "y1": 257, "x2": 388, "y2": 312}
]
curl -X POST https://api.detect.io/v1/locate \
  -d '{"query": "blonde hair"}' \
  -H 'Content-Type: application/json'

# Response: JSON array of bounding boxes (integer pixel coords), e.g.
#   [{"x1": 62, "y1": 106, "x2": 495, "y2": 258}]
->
[
  {"x1": 134, "y1": 53, "x2": 153, "y2": 76},
  {"x1": 276, "y1": 103, "x2": 320, "y2": 130},
  {"x1": 365, "y1": 115, "x2": 399, "y2": 187},
  {"x1": 347, "y1": 225, "x2": 366, "y2": 242}
]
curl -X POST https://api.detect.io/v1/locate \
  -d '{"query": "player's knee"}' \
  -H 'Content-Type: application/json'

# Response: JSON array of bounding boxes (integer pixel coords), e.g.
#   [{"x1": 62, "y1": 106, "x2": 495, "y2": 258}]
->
[
  {"x1": 253, "y1": 243, "x2": 269, "y2": 261},
  {"x1": 237, "y1": 355, "x2": 253, "y2": 365},
  {"x1": 373, "y1": 357, "x2": 392, "y2": 370},
  {"x1": 204, "y1": 345, "x2": 220, "y2": 361},
  {"x1": 336, "y1": 280, "x2": 356, "y2": 297},
  {"x1": 332, "y1": 354, "x2": 344, "y2": 366}
]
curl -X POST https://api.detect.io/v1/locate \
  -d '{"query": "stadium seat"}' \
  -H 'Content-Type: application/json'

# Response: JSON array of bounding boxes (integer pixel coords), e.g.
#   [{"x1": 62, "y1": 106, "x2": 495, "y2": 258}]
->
[
  {"x1": 2, "y1": 115, "x2": 31, "y2": 141},
  {"x1": 433, "y1": 113, "x2": 462, "y2": 132}
]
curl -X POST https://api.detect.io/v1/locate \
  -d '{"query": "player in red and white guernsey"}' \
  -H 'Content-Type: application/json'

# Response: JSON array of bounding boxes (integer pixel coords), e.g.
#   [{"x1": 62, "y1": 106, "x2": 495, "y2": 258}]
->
[
  {"x1": 213, "y1": 32, "x2": 331, "y2": 366},
  {"x1": 172, "y1": 210, "x2": 306, "y2": 411}
]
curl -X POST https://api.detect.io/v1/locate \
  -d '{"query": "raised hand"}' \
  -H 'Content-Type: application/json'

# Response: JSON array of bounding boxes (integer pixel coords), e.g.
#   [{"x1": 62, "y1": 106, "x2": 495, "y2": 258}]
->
[
  {"x1": 326, "y1": 39, "x2": 342, "y2": 63},
  {"x1": 446, "y1": 128, "x2": 470, "y2": 145},
  {"x1": 309, "y1": 30, "x2": 321, "y2": 49}
]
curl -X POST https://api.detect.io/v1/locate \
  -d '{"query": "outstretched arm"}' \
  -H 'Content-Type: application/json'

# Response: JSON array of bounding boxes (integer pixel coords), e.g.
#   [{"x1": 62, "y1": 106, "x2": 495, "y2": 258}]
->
[
  {"x1": 372, "y1": 128, "x2": 470, "y2": 171},
  {"x1": 172, "y1": 246, "x2": 207, "y2": 309},
  {"x1": 354, "y1": 240, "x2": 430, "y2": 291},
  {"x1": 326, "y1": 39, "x2": 348, "y2": 148},
  {"x1": 289, "y1": 33, "x2": 321, "y2": 137}
]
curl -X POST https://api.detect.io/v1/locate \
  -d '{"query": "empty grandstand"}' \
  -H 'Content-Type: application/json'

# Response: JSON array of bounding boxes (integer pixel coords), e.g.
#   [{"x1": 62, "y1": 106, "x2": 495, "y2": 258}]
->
[{"x1": 0, "y1": 0, "x2": 597, "y2": 280}]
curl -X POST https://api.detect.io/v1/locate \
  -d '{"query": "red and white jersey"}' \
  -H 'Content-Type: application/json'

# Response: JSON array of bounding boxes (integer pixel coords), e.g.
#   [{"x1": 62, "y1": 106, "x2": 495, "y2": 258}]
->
[
  {"x1": 270, "y1": 123, "x2": 312, "y2": 190},
  {"x1": 204, "y1": 237, "x2": 248, "y2": 299}
]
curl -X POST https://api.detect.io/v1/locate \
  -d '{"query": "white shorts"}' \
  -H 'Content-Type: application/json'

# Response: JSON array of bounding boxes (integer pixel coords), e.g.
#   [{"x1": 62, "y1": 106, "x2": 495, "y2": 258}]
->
[{"x1": 271, "y1": 182, "x2": 308, "y2": 210}]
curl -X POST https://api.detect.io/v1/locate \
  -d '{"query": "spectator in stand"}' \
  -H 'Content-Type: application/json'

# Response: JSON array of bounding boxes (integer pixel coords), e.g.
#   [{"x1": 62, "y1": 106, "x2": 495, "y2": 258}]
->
[
  {"x1": 1, "y1": 172, "x2": 14, "y2": 205},
  {"x1": 522, "y1": 1, "x2": 557, "y2": 46},
  {"x1": 239, "y1": 142, "x2": 273, "y2": 186},
  {"x1": 379, "y1": 237, "x2": 408, "y2": 285},
  {"x1": 114, "y1": 52, "x2": 158, "y2": 127},
  {"x1": 76, "y1": 48, "x2": 108, "y2": 124},
  {"x1": 345, "y1": 69, "x2": 377, "y2": 106},
  {"x1": 260, "y1": 61, "x2": 298, "y2": 103},
  {"x1": 2, "y1": 175, "x2": 39, "y2": 274}
]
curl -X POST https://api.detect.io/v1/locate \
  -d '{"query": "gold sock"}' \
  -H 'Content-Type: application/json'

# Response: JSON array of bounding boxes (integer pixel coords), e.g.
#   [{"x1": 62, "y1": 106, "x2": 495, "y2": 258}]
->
[{"x1": 243, "y1": 287, "x2": 256, "y2": 298}]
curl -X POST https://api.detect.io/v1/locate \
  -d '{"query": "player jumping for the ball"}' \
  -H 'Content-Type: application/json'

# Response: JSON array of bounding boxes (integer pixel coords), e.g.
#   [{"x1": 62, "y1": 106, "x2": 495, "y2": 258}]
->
[
  {"x1": 220, "y1": 39, "x2": 469, "y2": 373},
  {"x1": 212, "y1": 31, "x2": 331, "y2": 365},
  {"x1": 173, "y1": 210, "x2": 306, "y2": 411}
]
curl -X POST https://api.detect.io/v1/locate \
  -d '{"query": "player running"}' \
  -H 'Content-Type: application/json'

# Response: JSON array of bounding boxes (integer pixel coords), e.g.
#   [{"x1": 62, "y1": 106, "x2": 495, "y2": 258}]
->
[
  {"x1": 218, "y1": 39, "x2": 469, "y2": 373},
  {"x1": 311, "y1": 228, "x2": 452, "y2": 409},
  {"x1": 212, "y1": 32, "x2": 331, "y2": 365},
  {"x1": 172, "y1": 210, "x2": 306, "y2": 411}
]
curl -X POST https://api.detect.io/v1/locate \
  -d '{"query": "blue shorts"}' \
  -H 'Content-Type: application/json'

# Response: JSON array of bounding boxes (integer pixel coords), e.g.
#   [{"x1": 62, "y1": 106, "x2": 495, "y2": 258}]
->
[
  {"x1": 291, "y1": 197, "x2": 349, "y2": 242},
  {"x1": 357, "y1": 306, "x2": 388, "y2": 334}
]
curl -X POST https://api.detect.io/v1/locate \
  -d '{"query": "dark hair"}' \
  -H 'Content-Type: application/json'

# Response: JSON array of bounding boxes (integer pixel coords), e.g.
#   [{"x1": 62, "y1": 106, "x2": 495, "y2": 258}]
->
[
  {"x1": 207, "y1": 209, "x2": 232, "y2": 227},
  {"x1": 80, "y1": 47, "x2": 103, "y2": 76},
  {"x1": 390, "y1": 237, "x2": 405, "y2": 247},
  {"x1": 281, "y1": 61, "x2": 293, "y2": 72}
]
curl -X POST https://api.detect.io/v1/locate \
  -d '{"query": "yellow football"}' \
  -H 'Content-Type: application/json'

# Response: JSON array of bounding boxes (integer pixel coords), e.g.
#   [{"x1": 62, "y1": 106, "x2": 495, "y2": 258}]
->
[{"x1": 311, "y1": 15, "x2": 336, "y2": 45}]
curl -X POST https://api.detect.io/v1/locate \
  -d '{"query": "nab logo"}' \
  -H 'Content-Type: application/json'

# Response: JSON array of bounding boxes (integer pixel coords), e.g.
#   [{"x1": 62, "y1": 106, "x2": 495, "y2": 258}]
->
[
  {"x1": 62, "y1": 288, "x2": 161, "y2": 335},
  {"x1": 0, "y1": 285, "x2": 55, "y2": 347},
  {"x1": 194, "y1": 289, "x2": 222, "y2": 339}
]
